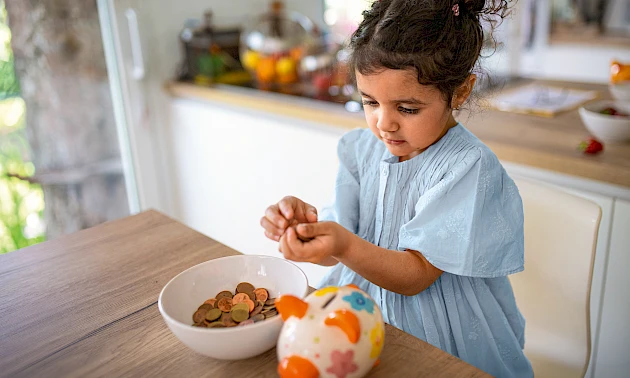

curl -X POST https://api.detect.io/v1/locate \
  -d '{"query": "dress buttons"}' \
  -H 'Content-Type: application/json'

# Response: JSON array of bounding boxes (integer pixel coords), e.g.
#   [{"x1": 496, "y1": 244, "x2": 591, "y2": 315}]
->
[{"x1": 382, "y1": 167, "x2": 388, "y2": 176}]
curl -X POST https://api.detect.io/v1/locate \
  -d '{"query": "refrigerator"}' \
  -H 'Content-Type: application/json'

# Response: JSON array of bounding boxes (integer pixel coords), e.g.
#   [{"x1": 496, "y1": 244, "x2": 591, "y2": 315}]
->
[{"x1": 97, "y1": 0, "x2": 326, "y2": 217}]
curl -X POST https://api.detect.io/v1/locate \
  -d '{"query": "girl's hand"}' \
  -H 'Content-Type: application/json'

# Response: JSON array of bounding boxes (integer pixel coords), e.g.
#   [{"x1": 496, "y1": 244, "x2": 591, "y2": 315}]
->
[
  {"x1": 279, "y1": 221, "x2": 353, "y2": 264},
  {"x1": 261, "y1": 196, "x2": 318, "y2": 242}
]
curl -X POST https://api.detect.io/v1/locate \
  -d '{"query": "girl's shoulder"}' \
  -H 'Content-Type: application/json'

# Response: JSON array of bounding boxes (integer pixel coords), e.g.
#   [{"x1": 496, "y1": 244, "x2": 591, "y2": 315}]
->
[
  {"x1": 441, "y1": 124, "x2": 503, "y2": 172},
  {"x1": 442, "y1": 125, "x2": 519, "y2": 199}
]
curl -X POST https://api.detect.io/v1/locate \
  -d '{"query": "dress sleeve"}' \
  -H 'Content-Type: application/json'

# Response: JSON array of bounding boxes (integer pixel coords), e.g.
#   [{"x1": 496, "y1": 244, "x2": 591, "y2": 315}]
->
[
  {"x1": 397, "y1": 148, "x2": 524, "y2": 278},
  {"x1": 318, "y1": 129, "x2": 363, "y2": 234}
]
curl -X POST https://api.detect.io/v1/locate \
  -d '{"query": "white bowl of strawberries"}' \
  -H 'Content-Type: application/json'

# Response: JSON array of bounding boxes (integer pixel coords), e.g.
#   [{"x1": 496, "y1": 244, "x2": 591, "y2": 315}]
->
[{"x1": 579, "y1": 100, "x2": 630, "y2": 144}]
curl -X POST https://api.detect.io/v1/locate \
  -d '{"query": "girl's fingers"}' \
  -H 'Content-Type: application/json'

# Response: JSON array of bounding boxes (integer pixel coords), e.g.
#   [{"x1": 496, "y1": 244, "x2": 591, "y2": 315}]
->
[
  {"x1": 284, "y1": 227, "x2": 311, "y2": 262},
  {"x1": 305, "y1": 207, "x2": 318, "y2": 223},
  {"x1": 297, "y1": 201, "x2": 318, "y2": 223},
  {"x1": 264, "y1": 230, "x2": 280, "y2": 242},
  {"x1": 265, "y1": 205, "x2": 288, "y2": 230},
  {"x1": 296, "y1": 222, "x2": 330, "y2": 239},
  {"x1": 279, "y1": 231, "x2": 295, "y2": 260},
  {"x1": 286, "y1": 227, "x2": 319, "y2": 263},
  {"x1": 294, "y1": 201, "x2": 318, "y2": 224},
  {"x1": 279, "y1": 197, "x2": 296, "y2": 220},
  {"x1": 260, "y1": 216, "x2": 284, "y2": 239}
]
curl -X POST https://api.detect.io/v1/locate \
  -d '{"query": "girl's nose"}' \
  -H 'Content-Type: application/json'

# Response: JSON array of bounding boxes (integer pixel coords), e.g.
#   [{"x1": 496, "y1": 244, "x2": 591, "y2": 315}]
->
[{"x1": 376, "y1": 109, "x2": 399, "y2": 132}]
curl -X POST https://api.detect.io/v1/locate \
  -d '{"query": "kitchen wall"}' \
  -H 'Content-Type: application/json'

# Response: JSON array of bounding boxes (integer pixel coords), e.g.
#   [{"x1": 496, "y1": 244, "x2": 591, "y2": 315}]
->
[
  {"x1": 516, "y1": 0, "x2": 630, "y2": 83},
  {"x1": 174, "y1": 0, "x2": 324, "y2": 28},
  {"x1": 520, "y1": 45, "x2": 630, "y2": 83}
]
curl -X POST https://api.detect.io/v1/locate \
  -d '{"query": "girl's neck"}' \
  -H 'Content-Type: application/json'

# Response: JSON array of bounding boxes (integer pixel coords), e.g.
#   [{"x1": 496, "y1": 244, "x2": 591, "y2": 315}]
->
[{"x1": 398, "y1": 113, "x2": 459, "y2": 162}]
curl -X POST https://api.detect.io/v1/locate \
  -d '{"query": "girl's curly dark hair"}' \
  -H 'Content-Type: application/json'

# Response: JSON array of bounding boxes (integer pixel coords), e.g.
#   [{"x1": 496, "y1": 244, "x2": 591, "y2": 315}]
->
[{"x1": 349, "y1": 0, "x2": 515, "y2": 108}]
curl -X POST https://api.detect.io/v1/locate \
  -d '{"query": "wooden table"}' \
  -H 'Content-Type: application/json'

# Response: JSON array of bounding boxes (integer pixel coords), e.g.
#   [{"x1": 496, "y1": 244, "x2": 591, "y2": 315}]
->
[{"x1": 0, "y1": 211, "x2": 489, "y2": 377}]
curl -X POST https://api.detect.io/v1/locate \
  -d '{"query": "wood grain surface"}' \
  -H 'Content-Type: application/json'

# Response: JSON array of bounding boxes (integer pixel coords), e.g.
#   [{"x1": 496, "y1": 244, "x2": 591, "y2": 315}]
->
[
  {"x1": 0, "y1": 211, "x2": 489, "y2": 377},
  {"x1": 166, "y1": 80, "x2": 630, "y2": 189}
]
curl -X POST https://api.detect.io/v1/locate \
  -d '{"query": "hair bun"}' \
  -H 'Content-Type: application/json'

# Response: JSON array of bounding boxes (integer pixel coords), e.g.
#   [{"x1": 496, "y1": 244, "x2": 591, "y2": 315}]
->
[
  {"x1": 464, "y1": 0, "x2": 486, "y2": 13},
  {"x1": 463, "y1": 0, "x2": 512, "y2": 16}
]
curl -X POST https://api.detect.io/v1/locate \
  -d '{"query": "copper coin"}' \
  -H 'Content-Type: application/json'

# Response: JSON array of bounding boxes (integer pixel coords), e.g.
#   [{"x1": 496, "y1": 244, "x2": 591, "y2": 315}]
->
[
  {"x1": 244, "y1": 299, "x2": 255, "y2": 313},
  {"x1": 216, "y1": 290, "x2": 233, "y2": 300},
  {"x1": 193, "y1": 322, "x2": 207, "y2": 328},
  {"x1": 265, "y1": 298, "x2": 276, "y2": 306},
  {"x1": 193, "y1": 308, "x2": 208, "y2": 324},
  {"x1": 207, "y1": 321, "x2": 226, "y2": 328},
  {"x1": 217, "y1": 297, "x2": 233, "y2": 312},
  {"x1": 244, "y1": 291, "x2": 256, "y2": 301},
  {"x1": 236, "y1": 282, "x2": 255, "y2": 294},
  {"x1": 197, "y1": 303, "x2": 212, "y2": 311},
  {"x1": 221, "y1": 312, "x2": 231, "y2": 322},
  {"x1": 250, "y1": 305, "x2": 263, "y2": 317},
  {"x1": 203, "y1": 298, "x2": 217, "y2": 308},
  {"x1": 254, "y1": 288, "x2": 269, "y2": 303},
  {"x1": 264, "y1": 310, "x2": 278, "y2": 319},
  {"x1": 232, "y1": 293, "x2": 249, "y2": 305},
  {"x1": 223, "y1": 314, "x2": 238, "y2": 327},
  {"x1": 251, "y1": 313, "x2": 265, "y2": 322}
]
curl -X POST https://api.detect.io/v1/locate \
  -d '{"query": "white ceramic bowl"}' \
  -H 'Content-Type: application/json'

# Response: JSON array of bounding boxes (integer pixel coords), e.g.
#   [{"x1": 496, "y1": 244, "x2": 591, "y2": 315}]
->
[
  {"x1": 610, "y1": 83, "x2": 630, "y2": 101},
  {"x1": 578, "y1": 100, "x2": 630, "y2": 144},
  {"x1": 158, "y1": 255, "x2": 309, "y2": 360}
]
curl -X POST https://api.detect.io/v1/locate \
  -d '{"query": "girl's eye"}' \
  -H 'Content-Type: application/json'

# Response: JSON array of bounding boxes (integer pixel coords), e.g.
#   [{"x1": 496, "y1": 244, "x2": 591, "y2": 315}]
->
[
  {"x1": 362, "y1": 100, "x2": 377, "y2": 107},
  {"x1": 398, "y1": 106, "x2": 419, "y2": 114}
]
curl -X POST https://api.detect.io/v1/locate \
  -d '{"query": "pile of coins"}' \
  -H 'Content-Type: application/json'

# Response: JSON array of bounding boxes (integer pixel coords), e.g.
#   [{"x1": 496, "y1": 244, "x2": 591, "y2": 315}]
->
[{"x1": 192, "y1": 282, "x2": 278, "y2": 328}]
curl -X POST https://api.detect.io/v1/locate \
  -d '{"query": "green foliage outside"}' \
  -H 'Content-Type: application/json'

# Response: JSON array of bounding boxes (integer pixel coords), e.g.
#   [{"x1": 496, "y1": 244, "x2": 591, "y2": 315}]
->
[{"x1": 0, "y1": 1, "x2": 46, "y2": 254}]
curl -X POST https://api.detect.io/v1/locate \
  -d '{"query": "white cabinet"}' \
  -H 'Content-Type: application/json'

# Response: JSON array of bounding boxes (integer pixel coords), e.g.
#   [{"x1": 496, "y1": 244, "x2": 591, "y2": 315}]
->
[
  {"x1": 592, "y1": 200, "x2": 630, "y2": 378},
  {"x1": 168, "y1": 98, "x2": 342, "y2": 286}
]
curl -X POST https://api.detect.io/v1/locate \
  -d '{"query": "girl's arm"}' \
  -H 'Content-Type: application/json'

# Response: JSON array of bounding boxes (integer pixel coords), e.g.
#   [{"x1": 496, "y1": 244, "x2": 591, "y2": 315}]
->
[
  {"x1": 314, "y1": 256, "x2": 339, "y2": 267},
  {"x1": 280, "y1": 222, "x2": 442, "y2": 296},
  {"x1": 339, "y1": 236, "x2": 443, "y2": 296}
]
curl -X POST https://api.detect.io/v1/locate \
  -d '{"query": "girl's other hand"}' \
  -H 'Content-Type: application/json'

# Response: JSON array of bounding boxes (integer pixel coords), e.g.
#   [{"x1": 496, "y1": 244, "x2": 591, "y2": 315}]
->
[
  {"x1": 260, "y1": 196, "x2": 318, "y2": 242},
  {"x1": 279, "y1": 221, "x2": 352, "y2": 265}
]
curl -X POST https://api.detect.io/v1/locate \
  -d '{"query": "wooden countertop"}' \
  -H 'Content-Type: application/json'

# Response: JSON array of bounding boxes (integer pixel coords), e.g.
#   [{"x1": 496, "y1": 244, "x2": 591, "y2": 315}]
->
[
  {"x1": 0, "y1": 210, "x2": 489, "y2": 377},
  {"x1": 166, "y1": 81, "x2": 630, "y2": 189}
]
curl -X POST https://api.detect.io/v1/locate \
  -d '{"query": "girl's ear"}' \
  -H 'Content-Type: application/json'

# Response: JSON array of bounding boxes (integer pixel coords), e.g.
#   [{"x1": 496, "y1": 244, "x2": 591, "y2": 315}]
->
[{"x1": 452, "y1": 74, "x2": 477, "y2": 109}]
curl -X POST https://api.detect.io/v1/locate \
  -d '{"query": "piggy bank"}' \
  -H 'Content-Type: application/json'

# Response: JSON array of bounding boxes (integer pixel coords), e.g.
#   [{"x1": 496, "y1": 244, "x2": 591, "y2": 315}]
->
[{"x1": 275, "y1": 284, "x2": 385, "y2": 378}]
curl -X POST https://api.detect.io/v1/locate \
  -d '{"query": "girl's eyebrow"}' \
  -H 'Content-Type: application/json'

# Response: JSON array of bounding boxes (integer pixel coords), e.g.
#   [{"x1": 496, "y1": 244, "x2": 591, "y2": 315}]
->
[
  {"x1": 394, "y1": 97, "x2": 428, "y2": 105},
  {"x1": 359, "y1": 90, "x2": 374, "y2": 99},
  {"x1": 359, "y1": 90, "x2": 427, "y2": 105}
]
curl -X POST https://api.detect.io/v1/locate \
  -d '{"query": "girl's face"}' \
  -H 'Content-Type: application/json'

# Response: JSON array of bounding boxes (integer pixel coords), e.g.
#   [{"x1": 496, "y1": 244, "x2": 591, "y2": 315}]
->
[{"x1": 356, "y1": 69, "x2": 470, "y2": 162}]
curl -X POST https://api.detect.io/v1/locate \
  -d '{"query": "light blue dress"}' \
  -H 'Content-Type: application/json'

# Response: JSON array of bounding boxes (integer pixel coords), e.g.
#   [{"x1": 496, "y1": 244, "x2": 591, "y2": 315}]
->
[{"x1": 317, "y1": 125, "x2": 533, "y2": 377}]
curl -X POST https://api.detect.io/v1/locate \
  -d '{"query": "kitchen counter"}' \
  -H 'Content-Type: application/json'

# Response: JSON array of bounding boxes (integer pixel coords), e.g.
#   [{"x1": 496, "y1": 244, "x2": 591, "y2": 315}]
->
[{"x1": 165, "y1": 80, "x2": 630, "y2": 189}]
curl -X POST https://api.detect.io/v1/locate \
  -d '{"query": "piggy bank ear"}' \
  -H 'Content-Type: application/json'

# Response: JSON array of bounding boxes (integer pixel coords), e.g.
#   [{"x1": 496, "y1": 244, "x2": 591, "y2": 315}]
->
[
  {"x1": 276, "y1": 295, "x2": 308, "y2": 321},
  {"x1": 324, "y1": 309, "x2": 361, "y2": 343},
  {"x1": 278, "y1": 355, "x2": 319, "y2": 378}
]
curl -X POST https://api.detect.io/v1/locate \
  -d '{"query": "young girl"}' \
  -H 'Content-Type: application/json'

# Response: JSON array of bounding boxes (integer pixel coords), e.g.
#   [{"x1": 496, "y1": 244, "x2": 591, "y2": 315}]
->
[{"x1": 261, "y1": 0, "x2": 533, "y2": 376}]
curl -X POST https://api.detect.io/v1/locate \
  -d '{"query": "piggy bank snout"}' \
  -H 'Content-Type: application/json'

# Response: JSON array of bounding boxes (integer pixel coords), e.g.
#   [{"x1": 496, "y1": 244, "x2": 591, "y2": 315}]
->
[{"x1": 276, "y1": 295, "x2": 308, "y2": 321}]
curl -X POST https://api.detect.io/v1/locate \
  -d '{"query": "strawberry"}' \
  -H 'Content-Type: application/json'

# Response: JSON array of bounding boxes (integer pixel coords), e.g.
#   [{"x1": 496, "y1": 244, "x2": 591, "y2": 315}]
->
[{"x1": 578, "y1": 138, "x2": 604, "y2": 154}]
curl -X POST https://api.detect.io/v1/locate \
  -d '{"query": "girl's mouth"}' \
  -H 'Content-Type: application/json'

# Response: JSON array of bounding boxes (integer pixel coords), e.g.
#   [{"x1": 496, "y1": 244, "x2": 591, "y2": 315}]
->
[{"x1": 384, "y1": 138, "x2": 406, "y2": 145}]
